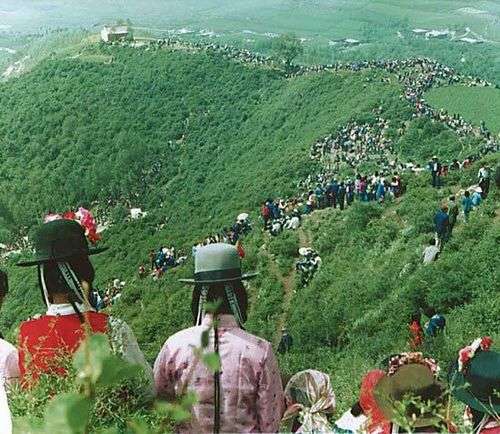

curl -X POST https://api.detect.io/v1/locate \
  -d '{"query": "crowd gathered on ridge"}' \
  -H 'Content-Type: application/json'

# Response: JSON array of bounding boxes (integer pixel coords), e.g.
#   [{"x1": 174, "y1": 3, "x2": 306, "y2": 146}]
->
[{"x1": 0, "y1": 40, "x2": 498, "y2": 433}]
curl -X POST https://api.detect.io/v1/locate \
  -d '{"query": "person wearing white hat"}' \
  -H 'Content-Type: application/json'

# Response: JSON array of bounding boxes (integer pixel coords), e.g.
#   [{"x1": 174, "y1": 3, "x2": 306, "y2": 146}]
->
[{"x1": 154, "y1": 243, "x2": 284, "y2": 433}]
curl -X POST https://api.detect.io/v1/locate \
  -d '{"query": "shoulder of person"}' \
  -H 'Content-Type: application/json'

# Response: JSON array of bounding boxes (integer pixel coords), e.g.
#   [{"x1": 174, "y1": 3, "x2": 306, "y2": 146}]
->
[
  {"x1": 0, "y1": 338, "x2": 16, "y2": 354},
  {"x1": 163, "y1": 325, "x2": 204, "y2": 350}
]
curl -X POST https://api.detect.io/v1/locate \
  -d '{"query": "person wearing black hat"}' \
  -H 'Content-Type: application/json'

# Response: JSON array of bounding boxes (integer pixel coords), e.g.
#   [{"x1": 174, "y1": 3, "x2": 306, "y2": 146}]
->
[
  {"x1": 153, "y1": 243, "x2": 285, "y2": 433},
  {"x1": 449, "y1": 337, "x2": 500, "y2": 434},
  {"x1": 374, "y1": 352, "x2": 453, "y2": 433},
  {"x1": 0, "y1": 270, "x2": 19, "y2": 386},
  {"x1": 16, "y1": 219, "x2": 151, "y2": 385}
]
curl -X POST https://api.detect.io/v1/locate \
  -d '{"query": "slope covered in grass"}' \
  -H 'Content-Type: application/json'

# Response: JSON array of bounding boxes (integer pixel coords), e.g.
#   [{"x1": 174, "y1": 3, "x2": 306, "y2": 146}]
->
[
  {"x1": 0, "y1": 43, "x2": 409, "y2": 349},
  {"x1": 426, "y1": 85, "x2": 500, "y2": 134},
  {"x1": 0, "y1": 43, "x2": 498, "y2": 430}
]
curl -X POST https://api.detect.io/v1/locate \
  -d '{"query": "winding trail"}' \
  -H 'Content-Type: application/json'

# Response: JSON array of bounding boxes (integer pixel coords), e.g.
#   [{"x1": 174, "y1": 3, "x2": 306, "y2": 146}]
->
[{"x1": 270, "y1": 223, "x2": 313, "y2": 346}]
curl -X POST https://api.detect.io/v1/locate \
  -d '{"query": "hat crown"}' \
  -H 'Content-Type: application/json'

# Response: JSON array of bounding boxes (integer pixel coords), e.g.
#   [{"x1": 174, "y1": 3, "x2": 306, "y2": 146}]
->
[
  {"x1": 34, "y1": 220, "x2": 90, "y2": 260},
  {"x1": 195, "y1": 243, "x2": 241, "y2": 275},
  {"x1": 464, "y1": 351, "x2": 500, "y2": 400}
]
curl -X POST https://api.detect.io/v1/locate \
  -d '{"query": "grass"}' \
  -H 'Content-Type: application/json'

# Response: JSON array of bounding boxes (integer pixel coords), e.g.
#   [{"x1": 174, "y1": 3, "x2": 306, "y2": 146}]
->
[
  {"x1": 426, "y1": 85, "x2": 500, "y2": 134},
  {"x1": 0, "y1": 40, "x2": 498, "y2": 431}
]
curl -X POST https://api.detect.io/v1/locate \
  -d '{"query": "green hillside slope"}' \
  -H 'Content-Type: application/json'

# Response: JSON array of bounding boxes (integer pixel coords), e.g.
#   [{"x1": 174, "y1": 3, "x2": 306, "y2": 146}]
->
[
  {"x1": 0, "y1": 43, "x2": 498, "y2": 431},
  {"x1": 426, "y1": 85, "x2": 500, "y2": 134}
]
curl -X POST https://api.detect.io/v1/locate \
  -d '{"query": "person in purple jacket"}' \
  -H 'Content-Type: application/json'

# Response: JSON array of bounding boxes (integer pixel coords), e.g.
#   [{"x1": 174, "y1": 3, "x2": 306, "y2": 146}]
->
[{"x1": 154, "y1": 243, "x2": 285, "y2": 433}]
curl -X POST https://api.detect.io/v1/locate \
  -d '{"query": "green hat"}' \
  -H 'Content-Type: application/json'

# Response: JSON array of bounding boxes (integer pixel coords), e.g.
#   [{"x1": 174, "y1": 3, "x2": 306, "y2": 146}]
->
[
  {"x1": 374, "y1": 364, "x2": 446, "y2": 428},
  {"x1": 179, "y1": 243, "x2": 257, "y2": 284},
  {"x1": 448, "y1": 350, "x2": 500, "y2": 416},
  {"x1": 16, "y1": 220, "x2": 107, "y2": 267}
]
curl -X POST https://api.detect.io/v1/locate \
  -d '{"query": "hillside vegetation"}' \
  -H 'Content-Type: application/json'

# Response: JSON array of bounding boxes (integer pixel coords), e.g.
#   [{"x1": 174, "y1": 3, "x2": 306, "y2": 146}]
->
[
  {"x1": 0, "y1": 43, "x2": 498, "y2": 431},
  {"x1": 426, "y1": 85, "x2": 500, "y2": 134}
]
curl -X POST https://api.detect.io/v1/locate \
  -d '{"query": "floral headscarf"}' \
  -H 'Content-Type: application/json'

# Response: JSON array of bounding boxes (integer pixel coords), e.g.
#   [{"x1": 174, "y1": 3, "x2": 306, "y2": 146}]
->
[{"x1": 282, "y1": 369, "x2": 336, "y2": 433}]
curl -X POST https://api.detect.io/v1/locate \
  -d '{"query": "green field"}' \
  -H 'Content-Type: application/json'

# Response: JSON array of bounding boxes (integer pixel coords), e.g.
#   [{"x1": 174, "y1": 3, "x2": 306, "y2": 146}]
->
[
  {"x1": 426, "y1": 85, "x2": 500, "y2": 134},
  {"x1": 0, "y1": 44, "x2": 498, "y2": 431},
  {"x1": 1, "y1": 0, "x2": 500, "y2": 83}
]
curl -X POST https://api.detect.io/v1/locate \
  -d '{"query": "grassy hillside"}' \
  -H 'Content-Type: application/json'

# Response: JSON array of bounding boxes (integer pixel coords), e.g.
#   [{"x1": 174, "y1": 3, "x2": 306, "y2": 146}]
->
[
  {"x1": 426, "y1": 85, "x2": 500, "y2": 134},
  {"x1": 0, "y1": 43, "x2": 498, "y2": 431}
]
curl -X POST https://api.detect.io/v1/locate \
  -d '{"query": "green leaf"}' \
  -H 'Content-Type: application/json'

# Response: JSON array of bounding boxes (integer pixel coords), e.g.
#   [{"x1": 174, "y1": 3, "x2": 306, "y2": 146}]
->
[
  {"x1": 201, "y1": 330, "x2": 209, "y2": 348},
  {"x1": 73, "y1": 333, "x2": 112, "y2": 386},
  {"x1": 43, "y1": 393, "x2": 91, "y2": 434},
  {"x1": 202, "y1": 352, "x2": 220, "y2": 373},
  {"x1": 97, "y1": 355, "x2": 141, "y2": 387}
]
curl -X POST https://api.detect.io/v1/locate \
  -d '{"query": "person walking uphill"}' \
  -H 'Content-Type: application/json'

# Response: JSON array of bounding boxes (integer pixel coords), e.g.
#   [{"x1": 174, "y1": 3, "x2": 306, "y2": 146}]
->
[
  {"x1": 434, "y1": 205, "x2": 449, "y2": 250},
  {"x1": 154, "y1": 243, "x2": 285, "y2": 433},
  {"x1": 16, "y1": 219, "x2": 152, "y2": 386},
  {"x1": 447, "y1": 195, "x2": 459, "y2": 237}
]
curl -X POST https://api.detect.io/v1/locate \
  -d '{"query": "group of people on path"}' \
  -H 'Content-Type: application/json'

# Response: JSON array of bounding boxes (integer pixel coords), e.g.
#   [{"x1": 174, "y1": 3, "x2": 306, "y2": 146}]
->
[
  {"x1": 145, "y1": 245, "x2": 187, "y2": 280},
  {"x1": 408, "y1": 310, "x2": 447, "y2": 350},
  {"x1": 0, "y1": 219, "x2": 498, "y2": 434},
  {"x1": 432, "y1": 178, "x2": 488, "y2": 253}
]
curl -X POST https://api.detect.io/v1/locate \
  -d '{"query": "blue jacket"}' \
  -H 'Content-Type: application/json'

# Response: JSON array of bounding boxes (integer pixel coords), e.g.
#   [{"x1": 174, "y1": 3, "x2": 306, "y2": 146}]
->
[
  {"x1": 471, "y1": 192, "x2": 482, "y2": 207},
  {"x1": 462, "y1": 196, "x2": 473, "y2": 213},
  {"x1": 434, "y1": 210, "x2": 449, "y2": 234}
]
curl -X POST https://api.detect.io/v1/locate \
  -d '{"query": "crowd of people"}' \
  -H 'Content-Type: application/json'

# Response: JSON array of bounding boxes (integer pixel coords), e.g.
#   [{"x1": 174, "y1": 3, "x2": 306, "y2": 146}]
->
[
  {"x1": 145, "y1": 246, "x2": 187, "y2": 280},
  {"x1": 90, "y1": 278, "x2": 125, "y2": 310},
  {"x1": 192, "y1": 213, "x2": 252, "y2": 256},
  {"x1": 1, "y1": 228, "x2": 497, "y2": 434},
  {"x1": 0, "y1": 40, "x2": 497, "y2": 433}
]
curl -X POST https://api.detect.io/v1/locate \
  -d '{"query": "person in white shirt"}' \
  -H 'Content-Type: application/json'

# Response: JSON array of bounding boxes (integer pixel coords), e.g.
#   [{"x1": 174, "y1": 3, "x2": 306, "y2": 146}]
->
[{"x1": 422, "y1": 238, "x2": 440, "y2": 265}]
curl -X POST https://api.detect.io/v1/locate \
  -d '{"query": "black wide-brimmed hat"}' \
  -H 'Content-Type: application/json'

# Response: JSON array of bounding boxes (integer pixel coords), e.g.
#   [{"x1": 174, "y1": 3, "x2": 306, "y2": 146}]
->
[
  {"x1": 374, "y1": 364, "x2": 446, "y2": 428},
  {"x1": 179, "y1": 243, "x2": 257, "y2": 284},
  {"x1": 448, "y1": 350, "x2": 500, "y2": 416},
  {"x1": 16, "y1": 219, "x2": 107, "y2": 267}
]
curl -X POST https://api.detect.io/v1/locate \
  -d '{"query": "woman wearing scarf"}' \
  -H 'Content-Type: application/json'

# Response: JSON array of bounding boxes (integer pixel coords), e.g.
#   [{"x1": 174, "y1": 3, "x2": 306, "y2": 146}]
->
[
  {"x1": 16, "y1": 219, "x2": 152, "y2": 385},
  {"x1": 281, "y1": 369, "x2": 336, "y2": 432},
  {"x1": 154, "y1": 243, "x2": 284, "y2": 433}
]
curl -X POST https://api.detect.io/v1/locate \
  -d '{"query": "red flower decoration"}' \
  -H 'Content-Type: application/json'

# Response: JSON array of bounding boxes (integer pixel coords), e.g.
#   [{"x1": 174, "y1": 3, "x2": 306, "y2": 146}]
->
[
  {"x1": 459, "y1": 348, "x2": 471, "y2": 365},
  {"x1": 480, "y1": 336, "x2": 492, "y2": 351}
]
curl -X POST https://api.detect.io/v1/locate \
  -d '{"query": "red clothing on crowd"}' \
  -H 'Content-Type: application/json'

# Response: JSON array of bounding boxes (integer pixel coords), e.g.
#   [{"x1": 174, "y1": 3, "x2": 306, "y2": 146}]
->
[
  {"x1": 18, "y1": 312, "x2": 108, "y2": 384},
  {"x1": 409, "y1": 320, "x2": 424, "y2": 350}
]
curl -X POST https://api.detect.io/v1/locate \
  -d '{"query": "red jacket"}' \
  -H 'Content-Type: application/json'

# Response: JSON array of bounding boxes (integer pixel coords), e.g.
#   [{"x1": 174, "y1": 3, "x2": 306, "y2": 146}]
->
[{"x1": 18, "y1": 312, "x2": 108, "y2": 384}]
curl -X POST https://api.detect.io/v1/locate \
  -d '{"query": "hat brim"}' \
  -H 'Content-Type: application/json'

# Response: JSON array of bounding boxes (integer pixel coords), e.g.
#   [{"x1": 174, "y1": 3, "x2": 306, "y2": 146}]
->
[
  {"x1": 16, "y1": 247, "x2": 108, "y2": 267},
  {"x1": 179, "y1": 272, "x2": 258, "y2": 284},
  {"x1": 448, "y1": 363, "x2": 500, "y2": 416},
  {"x1": 374, "y1": 370, "x2": 445, "y2": 428}
]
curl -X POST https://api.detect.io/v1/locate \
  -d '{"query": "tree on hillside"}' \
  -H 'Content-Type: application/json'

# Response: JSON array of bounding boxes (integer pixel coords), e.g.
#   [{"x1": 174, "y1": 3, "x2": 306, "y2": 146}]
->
[{"x1": 272, "y1": 34, "x2": 304, "y2": 72}]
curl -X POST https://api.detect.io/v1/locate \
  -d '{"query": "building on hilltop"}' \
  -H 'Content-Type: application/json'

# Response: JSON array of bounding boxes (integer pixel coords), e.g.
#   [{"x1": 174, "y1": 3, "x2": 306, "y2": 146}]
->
[{"x1": 101, "y1": 26, "x2": 129, "y2": 43}]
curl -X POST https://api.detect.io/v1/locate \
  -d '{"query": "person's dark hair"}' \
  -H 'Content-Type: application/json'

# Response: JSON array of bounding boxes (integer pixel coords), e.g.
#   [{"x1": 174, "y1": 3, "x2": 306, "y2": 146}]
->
[
  {"x1": 39, "y1": 256, "x2": 95, "y2": 303},
  {"x1": 424, "y1": 307, "x2": 436, "y2": 318},
  {"x1": 410, "y1": 311, "x2": 421, "y2": 324},
  {"x1": 351, "y1": 401, "x2": 363, "y2": 417},
  {"x1": 429, "y1": 238, "x2": 436, "y2": 246},
  {"x1": 191, "y1": 281, "x2": 248, "y2": 325},
  {"x1": 464, "y1": 190, "x2": 470, "y2": 197},
  {"x1": 449, "y1": 195, "x2": 455, "y2": 201},
  {"x1": 0, "y1": 270, "x2": 8, "y2": 299}
]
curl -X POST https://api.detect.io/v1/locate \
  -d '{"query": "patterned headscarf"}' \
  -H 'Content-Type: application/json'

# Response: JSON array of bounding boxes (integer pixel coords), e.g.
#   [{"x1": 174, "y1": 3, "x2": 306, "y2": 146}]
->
[{"x1": 282, "y1": 369, "x2": 336, "y2": 432}]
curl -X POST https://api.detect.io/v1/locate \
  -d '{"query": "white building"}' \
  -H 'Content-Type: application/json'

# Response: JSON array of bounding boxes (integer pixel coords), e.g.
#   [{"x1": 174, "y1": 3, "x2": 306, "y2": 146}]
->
[{"x1": 101, "y1": 26, "x2": 129, "y2": 43}]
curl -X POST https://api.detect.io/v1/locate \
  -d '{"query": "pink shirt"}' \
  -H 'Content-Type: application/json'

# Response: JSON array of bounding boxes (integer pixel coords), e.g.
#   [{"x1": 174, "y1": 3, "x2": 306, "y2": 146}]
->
[
  {"x1": 0, "y1": 338, "x2": 19, "y2": 385},
  {"x1": 154, "y1": 315, "x2": 285, "y2": 433}
]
